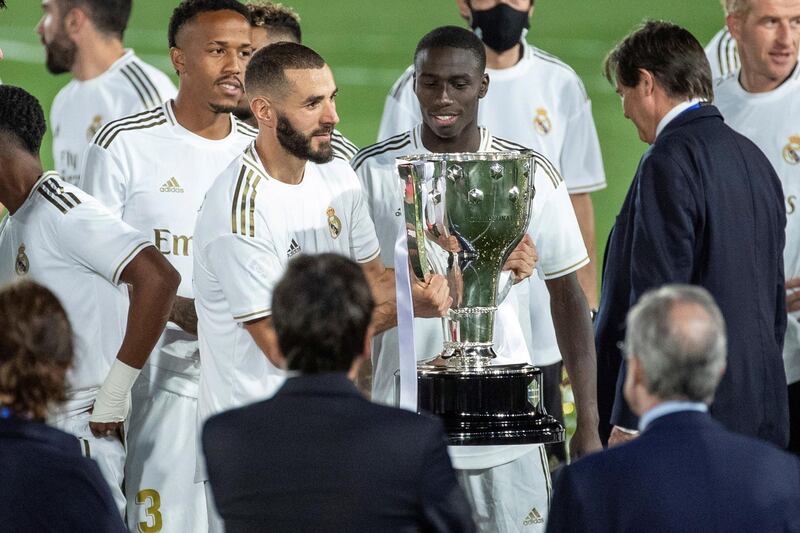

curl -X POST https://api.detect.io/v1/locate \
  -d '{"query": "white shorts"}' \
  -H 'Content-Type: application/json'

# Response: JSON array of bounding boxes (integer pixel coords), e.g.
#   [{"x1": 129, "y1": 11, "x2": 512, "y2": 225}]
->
[
  {"x1": 125, "y1": 371, "x2": 207, "y2": 533},
  {"x1": 455, "y1": 446, "x2": 551, "y2": 533},
  {"x1": 50, "y1": 407, "x2": 126, "y2": 516}
]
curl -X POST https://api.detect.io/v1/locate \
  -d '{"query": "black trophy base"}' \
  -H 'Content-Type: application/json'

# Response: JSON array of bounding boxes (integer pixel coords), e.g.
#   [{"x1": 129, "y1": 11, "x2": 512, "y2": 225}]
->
[{"x1": 417, "y1": 363, "x2": 565, "y2": 446}]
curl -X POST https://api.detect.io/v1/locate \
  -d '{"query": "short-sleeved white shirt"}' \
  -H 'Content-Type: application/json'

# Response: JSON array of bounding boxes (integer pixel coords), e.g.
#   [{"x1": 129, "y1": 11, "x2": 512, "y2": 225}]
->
[
  {"x1": 377, "y1": 41, "x2": 603, "y2": 365},
  {"x1": 193, "y1": 142, "x2": 380, "y2": 424},
  {"x1": 51, "y1": 49, "x2": 177, "y2": 186},
  {"x1": 352, "y1": 126, "x2": 587, "y2": 469},
  {"x1": 715, "y1": 67, "x2": 800, "y2": 384},
  {"x1": 0, "y1": 172, "x2": 151, "y2": 409},
  {"x1": 80, "y1": 100, "x2": 256, "y2": 393},
  {"x1": 377, "y1": 42, "x2": 606, "y2": 194}
]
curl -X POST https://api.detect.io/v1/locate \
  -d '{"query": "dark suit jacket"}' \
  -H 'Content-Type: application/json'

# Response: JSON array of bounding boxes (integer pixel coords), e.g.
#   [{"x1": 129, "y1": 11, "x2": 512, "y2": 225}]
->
[
  {"x1": 0, "y1": 417, "x2": 126, "y2": 532},
  {"x1": 595, "y1": 104, "x2": 789, "y2": 446},
  {"x1": 202, "y1": 372, "x2": 475, "y2": 533},
  {"x1": 546, "y1": 411, "x2": 800, "y2": 533}
]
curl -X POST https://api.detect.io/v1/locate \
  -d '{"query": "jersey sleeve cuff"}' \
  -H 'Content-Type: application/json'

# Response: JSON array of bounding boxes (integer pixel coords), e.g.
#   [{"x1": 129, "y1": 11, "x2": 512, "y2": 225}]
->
[
  {"x1": 356, "y1": 247, "x2": 381, "y2": 264},
  {"x1": 542, "y1": 255, "x2": 590, "y2": 280},
  {"x1": 566, "y1": 180, "x2": 607, "y2": 194},
  {"x1": 232, "y1": 308, "x2": 271, "y2": 323},
  {"x1": 111, "y1": 241, "x2": 153, "y2": 284}
]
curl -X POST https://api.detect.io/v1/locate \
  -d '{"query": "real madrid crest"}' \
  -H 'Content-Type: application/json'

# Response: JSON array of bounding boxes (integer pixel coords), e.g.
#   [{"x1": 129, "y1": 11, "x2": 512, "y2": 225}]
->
[
  {"x1": 15, "y1": 244, "x2": 29, "y2": 276},
  {"x1": 533, "y1": 107, "x2": 552, "y2": 136},
  {"x1": 86, "y1": 115, "x2": 103, "y2": 141},
  {"x1": 326, "y1": 207, "x2": 342, "y2": 239},
  {"x1": 783, "y1": 135, "x2": 800, "y2": 165}
]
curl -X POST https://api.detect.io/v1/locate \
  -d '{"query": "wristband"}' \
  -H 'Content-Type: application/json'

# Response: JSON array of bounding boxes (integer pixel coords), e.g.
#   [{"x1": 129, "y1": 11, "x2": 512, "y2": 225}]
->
[{"x1": 89, "y1": 359, "x2": 141, "y2": 423}]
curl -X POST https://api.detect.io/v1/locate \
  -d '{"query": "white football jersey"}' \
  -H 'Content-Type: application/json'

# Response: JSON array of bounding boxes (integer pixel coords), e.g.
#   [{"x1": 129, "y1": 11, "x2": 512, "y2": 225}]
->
[
  {"x1": 715, "y1": 68, "x2": 800, "y2": 384},
  {"x1": 378, "y1": 42, "x2": 606, "y2": 194},
  {"x1": 51, "y1": 49, "x2": 177, "y2": 186},
  {"x1": 80, "y1": 100, "x2": 257, "y2": 393},
  {"x1": 194, "y1": 142, "x2": 380, "y2": 425},
  {"x1": 352, "y1": 126, "x2": 587, "y2": 469},
  {"x1": 331, "y1": 129, "x2": 359, "y2": 161},
  {"x1": 378, "y1": 42, "x2": 603, "y2": 366},
  {"x1": 0, "y1": 172, "x2": 151, "y2": 408},
  {"x1": 705, "y1": 28, "x2": 740, "y2": 81}
]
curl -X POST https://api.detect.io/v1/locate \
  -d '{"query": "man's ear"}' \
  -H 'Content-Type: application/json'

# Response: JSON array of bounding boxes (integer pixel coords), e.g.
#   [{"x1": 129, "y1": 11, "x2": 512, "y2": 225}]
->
[
  {"x1": 170, "y1": 47, "x2": 185, "y2": 77},
  {"x1": 455, "y1": 0, "x2": 471, "y2": 22},
  {"x1": 63, "y1": 7, "x2": 86, "y2": 38},
  {"x1": 478, "y1": 73, "x2": 489, "y2": 99},
  {"x1": 726, "y1": 12, "x2": 742, "y2": 41},
  {"x1": 251, "y1": 95, "x2": 275, "y2": 127},
  {"x1": 638, "y1": 68, "x2": 655, "y2": 97}
]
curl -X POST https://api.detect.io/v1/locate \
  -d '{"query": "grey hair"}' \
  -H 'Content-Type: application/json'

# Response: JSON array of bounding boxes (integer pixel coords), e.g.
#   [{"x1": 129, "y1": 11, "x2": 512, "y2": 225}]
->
[
  {"x1": 623, "y1": 284, "x2": 727, "y2": 404},
  {"x1": 721, "y1": 0, "x2": 751, "y2": 16}
]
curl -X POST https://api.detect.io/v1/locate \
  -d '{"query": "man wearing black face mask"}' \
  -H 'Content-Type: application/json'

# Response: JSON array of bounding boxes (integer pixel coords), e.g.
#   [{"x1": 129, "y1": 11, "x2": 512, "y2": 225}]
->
[{"x1": 378, "y1": 0, "x2": 606, "y2": 468}]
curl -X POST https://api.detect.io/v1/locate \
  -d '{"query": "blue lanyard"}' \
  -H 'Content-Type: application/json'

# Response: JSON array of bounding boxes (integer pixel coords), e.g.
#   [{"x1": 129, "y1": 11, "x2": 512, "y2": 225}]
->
[{"x1": 0, "y1": 407, "x2": 12, "y2": 419}]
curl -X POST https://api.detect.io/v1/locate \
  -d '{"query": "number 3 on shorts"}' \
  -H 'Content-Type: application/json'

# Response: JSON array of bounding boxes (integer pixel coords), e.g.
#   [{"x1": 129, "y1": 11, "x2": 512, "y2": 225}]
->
[{"x1": 136, "y1": 489, "x2": 163, "y2": 533}]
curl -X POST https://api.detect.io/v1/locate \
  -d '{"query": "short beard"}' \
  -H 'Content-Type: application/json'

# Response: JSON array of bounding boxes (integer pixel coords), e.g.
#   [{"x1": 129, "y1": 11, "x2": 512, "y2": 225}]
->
[
  {"x1": 276, "y1": 113, "x2": 333, "y2": 164},
  {"x1": 44, "y1": 28, "x2": 76, "y2": 75},
  {"x1": 209, "y1": 102, "x2": 239, "y2": 115}
]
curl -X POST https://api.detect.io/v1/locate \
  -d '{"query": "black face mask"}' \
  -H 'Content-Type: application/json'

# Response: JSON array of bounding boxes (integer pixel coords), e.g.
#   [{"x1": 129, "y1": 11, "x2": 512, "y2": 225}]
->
[{"x1": 470, "y1": 3, "x2": 530, "y2": 53}]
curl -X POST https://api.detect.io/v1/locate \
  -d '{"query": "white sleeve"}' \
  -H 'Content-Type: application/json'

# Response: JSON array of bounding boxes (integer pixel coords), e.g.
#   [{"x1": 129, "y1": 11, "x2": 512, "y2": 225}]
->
[
  {"x1": 79, "y1": 142, "x2": 128, "y2": 218},
  {"x1": 560, "y1": 91, "x2": 606, "y2": 194},
  {"x1": 206, "y1": 232, "x2": 283, "y2": 322},
  {"x1": 348, "y1": 183, "x2": 381, "y2": 263},
  {"x1": 377, "y1": 68, "x2": 422, "y2": 141},
  {"x1": 60, "y1": 196, "x2": 152, "y2": 284},
  {"x1": 529, "y1": 177, "x2": 589, "y2": 280}
]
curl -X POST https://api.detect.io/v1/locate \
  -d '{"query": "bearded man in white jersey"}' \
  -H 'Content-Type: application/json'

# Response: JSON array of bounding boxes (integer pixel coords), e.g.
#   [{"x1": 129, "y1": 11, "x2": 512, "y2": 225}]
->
[
  {"x1": 232, "y1": 2, "x2": 359, "y2": 161},
  {"x1": 80, "y1": 1, "x2": 256, "y2": 531},
  {"x1": 37, "y1": 0, "x2": 176, "y2": 186},
  {"x1": 353, "y1": 26, "x2": 602, "y2": 532},
  {"x1": 193, "y1": 41, "x2": 468, "y2": 532},
  {"x1": 0, "y1": 85, "x2": 180, "y2": 515},
  {"x1": 377, "y1": 2, "x2": 606, "y2": 463},
  {"x1": 714, "y1": 0, "x2": 800, "y2": 454}
]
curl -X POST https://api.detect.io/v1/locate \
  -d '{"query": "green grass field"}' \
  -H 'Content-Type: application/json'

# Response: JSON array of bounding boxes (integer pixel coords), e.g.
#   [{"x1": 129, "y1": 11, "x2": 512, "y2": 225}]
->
[{"x1": 0, "y1": 0, "x2": 725, "y2": 274}]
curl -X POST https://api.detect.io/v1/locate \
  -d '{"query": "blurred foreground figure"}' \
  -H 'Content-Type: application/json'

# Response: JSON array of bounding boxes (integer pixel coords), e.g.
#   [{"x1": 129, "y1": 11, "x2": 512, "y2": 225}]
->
[
  {"x1": 549, "y1": 285, "x2": 800, "y2": 533},
  {"x1": 0, "y1": 281, "x2": 126, "y2": 533},
  {"x1": 203, "y1": 253, "x2": 475, "y2": 533}
]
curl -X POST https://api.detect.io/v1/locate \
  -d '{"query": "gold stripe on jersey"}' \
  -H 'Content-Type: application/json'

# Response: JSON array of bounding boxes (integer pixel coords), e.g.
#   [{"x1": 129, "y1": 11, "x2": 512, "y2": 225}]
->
[
  {"x1": 350, "y1": 131, "x2": 412, "y2": 171},
  {"x1": 120, "y1": 66, "x2": 156, "y2": 109},
  {"x1": 231, "y1": 161, "x2": 267, "y2": 238},
  {"x1": 233, "y1": 308, "x2": 271, "y2": 321},
  {"x1": 544, "y1": 255, "x2": 589, "y2": 278},
  {"x1": 93, "y1": 108, "x2": 163, "y2": 147},
  {"x1": 128, "y1": 62, "x2": 164, "y2": 105},
  {"x1": 36, "y1": 176, "x2": 82, "y2": 214},
  {"x1": 532, "y1": 153, "x2": 563, "y2": 189},
  {"x1": 235, "y1": 118, "x2": 258, "y2": 139},
  {"x1": 94, "y1": 109, "x2": 166, "y2": 149},
  {"x1": 112, "y1": 241, "x2": 152, "y2": 283}
]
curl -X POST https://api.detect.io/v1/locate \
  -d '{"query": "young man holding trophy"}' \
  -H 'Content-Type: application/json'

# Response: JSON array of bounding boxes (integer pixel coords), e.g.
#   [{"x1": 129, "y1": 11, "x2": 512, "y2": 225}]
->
[{"x1": 352, "y1": 26, "x2": 601, "y2": 532}]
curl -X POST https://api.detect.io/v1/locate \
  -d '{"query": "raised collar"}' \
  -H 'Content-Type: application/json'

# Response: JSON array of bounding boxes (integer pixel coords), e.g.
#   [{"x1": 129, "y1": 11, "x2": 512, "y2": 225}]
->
[{"x1": 658, "y1": 103, "x2": 721, "y2": 139}]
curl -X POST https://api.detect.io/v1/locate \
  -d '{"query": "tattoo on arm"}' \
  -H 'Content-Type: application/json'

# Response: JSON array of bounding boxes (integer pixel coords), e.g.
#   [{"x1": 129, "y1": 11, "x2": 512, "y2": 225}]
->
[{"x1": 170, "y1": 295, "x2": 198, "y2": 336}]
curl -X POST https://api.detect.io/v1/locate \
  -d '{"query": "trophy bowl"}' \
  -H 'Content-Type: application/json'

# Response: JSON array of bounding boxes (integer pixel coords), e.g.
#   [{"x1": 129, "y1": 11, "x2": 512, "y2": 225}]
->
[{"x1": 397, "y1": 151, "x2": 565, "y2": 446}]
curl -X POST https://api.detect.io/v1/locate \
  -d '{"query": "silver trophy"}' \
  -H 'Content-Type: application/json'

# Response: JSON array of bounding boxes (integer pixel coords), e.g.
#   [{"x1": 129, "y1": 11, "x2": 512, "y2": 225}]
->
[{"x1": 397, "y1": 151, "x2": 564, "y2": 445}]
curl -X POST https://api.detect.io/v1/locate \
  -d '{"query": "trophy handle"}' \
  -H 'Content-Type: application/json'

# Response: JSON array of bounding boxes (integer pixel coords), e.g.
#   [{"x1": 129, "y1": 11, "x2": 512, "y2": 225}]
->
[{"x1": 398, "y1": 162, "x2": 430, "y2": 282}]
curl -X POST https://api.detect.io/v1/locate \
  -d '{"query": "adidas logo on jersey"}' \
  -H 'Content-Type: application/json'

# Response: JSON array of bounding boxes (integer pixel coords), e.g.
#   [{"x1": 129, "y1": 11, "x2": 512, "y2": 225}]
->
[
  {"x1": 287, "y1": 238, "x2": 302, "y2": 258},
  {"x1": 523, "y1": 507, "x2": 544, "y2": 526},
  {"x1": 160, "y1": 177, "x2": 184, "y2": 193}
]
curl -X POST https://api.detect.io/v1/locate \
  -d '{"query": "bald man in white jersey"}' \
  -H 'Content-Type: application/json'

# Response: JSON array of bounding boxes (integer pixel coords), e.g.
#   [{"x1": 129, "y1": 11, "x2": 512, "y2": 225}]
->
[{"x1": 714, "y1": 0, "x2": 800, "y2": 454}]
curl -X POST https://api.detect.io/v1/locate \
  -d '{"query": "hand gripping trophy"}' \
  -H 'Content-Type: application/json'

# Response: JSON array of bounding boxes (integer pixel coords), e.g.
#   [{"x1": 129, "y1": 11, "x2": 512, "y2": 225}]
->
[{"x1": 397, "y1": 151, "x2": 564, "y2": 445}]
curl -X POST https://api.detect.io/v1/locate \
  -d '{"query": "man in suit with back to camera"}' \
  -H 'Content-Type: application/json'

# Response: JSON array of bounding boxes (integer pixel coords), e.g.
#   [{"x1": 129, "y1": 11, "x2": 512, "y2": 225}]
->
[
  {"x1": 548, "y1": 284, "x2": 800, "y2": 533},
  {"x1": 202, "y1": 253, "x2": 475, "y2": 533},
  {"x1": 595, "y1": 20, "x2": 789, "y2": 448}
]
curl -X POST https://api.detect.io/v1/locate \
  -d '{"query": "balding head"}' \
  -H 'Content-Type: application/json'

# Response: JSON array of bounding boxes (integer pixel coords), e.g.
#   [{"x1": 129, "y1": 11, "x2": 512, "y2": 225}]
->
[{"x1": 623, "y1": 285, "x2": 727, "y2": 403}]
